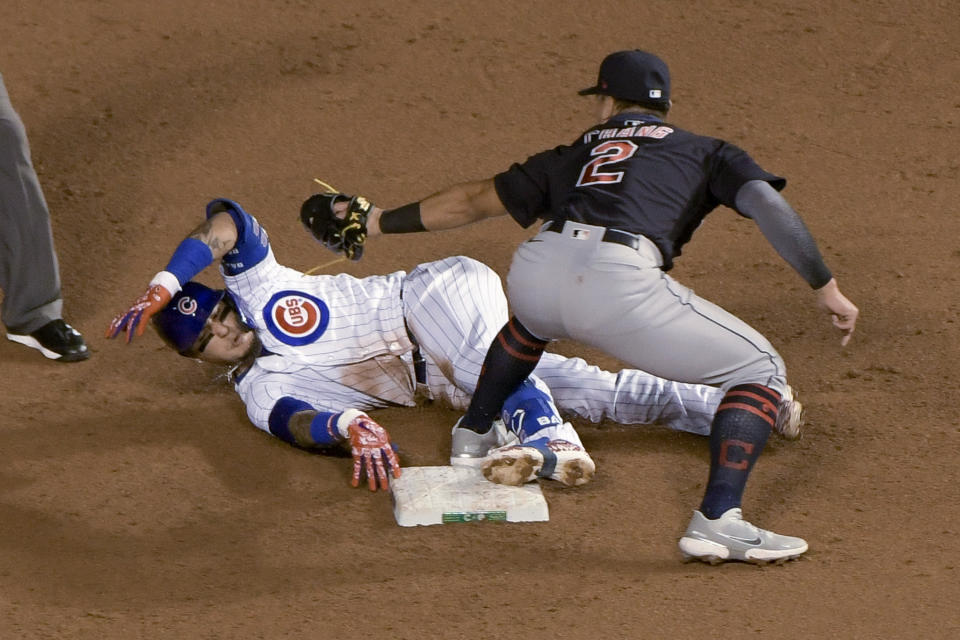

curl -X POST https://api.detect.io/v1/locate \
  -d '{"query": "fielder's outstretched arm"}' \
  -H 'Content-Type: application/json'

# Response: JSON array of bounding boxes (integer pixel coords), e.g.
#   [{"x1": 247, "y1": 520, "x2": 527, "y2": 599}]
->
[
  {"x1": 367, "y1": 178, "x2": 507, "y2": 237},
  {"x1": 735, "y1": 180, "x2": 859, "y2": 345}
]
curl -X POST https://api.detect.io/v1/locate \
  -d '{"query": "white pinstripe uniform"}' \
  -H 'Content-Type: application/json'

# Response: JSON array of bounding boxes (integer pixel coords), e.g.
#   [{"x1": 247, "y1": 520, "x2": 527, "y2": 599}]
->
[{"x1": 221, "y1": 207, "x2": 722, "y2": 444}]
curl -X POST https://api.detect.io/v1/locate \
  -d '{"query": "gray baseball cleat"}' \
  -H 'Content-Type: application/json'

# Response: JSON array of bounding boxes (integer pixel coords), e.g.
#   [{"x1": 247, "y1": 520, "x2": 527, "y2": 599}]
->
[
  {"x1": 450, "y1": 418, "x2": 515, "y2": 467},
  {"x1": 775, "y1": 385, "x2": 804, "y2": 440},
  {"x1": 678, "y1": 508, "x2": 808, "y2": 565},
  {"x1": 481, "y1": 438, "x2": 596, "y2": 487}
]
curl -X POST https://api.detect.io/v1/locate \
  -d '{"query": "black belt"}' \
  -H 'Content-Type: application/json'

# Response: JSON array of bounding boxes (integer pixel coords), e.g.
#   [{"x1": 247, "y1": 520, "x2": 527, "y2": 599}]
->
[
  {"x1": 412, "y1": 344, "x2": 427, "y2": 385},
  {"x1": 399, "y1": 286, "x2": 428, "y2": 385},
  {"x1": 544, "y1": 222, "x2": 642, "y2": 251},
  {"x1": 404, "y1": 324, "x2": 427, "y2": 385}
]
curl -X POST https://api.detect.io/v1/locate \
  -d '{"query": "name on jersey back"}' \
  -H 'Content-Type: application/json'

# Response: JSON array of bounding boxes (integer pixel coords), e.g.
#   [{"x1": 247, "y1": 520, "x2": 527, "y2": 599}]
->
[{"x1": 583, "y1": 124, "x2": 674, "y2": 144}]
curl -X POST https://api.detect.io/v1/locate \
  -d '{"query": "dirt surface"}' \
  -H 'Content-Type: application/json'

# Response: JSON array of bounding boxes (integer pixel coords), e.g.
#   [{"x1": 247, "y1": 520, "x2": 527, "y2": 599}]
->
[{"x1": 1, "y1": 1, "x2": 958, "y2": 638}]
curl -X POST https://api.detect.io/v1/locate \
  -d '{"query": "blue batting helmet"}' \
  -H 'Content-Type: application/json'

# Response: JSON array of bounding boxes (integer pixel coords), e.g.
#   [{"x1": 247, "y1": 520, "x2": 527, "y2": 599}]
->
[{"x1": 152, "y1": 281, "x2": 226, "y2": 354}]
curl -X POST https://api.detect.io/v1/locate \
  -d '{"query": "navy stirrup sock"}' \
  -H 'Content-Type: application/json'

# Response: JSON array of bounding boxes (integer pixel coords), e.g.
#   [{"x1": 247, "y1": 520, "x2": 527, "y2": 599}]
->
[
  {"x1": 461, "y1": 317, "x2": 547, "y2": 433},
  {"x1": 699, "y1": 383, "x2": 781, "y2": 519}
]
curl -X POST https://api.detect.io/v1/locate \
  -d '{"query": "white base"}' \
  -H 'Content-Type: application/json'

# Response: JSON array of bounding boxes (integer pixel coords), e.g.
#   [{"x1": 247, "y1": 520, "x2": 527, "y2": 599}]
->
[{"x1": 391, "y1": 466, "x2": 549, "y2": 527}]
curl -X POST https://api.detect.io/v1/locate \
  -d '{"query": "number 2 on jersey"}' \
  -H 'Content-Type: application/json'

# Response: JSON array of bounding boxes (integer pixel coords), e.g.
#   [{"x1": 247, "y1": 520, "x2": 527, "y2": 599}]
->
[{"x1": 576, "y1": 140, "x2": 639, "y2": 187}]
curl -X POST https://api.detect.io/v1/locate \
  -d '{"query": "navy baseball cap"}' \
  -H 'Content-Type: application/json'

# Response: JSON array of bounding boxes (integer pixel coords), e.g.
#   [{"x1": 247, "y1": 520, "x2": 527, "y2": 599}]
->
[
  {"x1": 578, "y1": 50, "x2": 671, "y2": 110},
  {"x1": 152, "y1": 281, "x2": 226, "y2": 354}
]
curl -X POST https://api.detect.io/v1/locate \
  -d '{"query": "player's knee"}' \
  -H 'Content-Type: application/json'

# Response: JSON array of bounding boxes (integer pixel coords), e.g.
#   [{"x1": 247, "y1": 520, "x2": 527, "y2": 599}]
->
[{"x1": 724, "y1": 348, "x2": 786, "y2": 397}]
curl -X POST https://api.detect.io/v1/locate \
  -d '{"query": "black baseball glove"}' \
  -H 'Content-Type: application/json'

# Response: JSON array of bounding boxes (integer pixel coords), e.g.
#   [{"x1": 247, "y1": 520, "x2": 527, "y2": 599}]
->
[{"x1": 300, "y1": 180, "x2": 373, "y2": 261}]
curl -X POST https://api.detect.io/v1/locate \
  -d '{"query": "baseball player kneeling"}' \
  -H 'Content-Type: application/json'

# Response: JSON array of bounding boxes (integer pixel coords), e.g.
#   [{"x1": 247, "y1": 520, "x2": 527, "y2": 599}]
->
[
  {"x1": 106, "y1": 199, "x2": 803, "y2": 492},
  {"x1": 317, "y1": 50, "x2": 856, "y2": 562}
]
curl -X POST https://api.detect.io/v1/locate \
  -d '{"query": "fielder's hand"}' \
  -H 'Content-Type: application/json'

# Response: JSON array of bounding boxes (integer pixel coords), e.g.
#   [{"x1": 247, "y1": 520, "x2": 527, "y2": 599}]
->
[
  {"x1": 105, "y1": 284, "x2": 174, "y2": 343},
  {"x1": 336, "y1": 409, "x2": 401, "y2": 491},
  {"x1": 816, "y1": 278, "x2": 859, "y2": 346},
  {"x1": 300, "y1": 179, "x2": 373, "y2": 261}
]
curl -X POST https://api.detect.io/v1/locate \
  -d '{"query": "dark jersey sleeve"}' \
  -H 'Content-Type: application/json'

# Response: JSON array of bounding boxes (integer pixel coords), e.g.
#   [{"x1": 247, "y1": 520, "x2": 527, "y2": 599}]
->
[
  {"x1": 708, "y1": 142, "x2": 787, "y2": 212},
  {"x1": 493, "y1": 147, "x2": 566, "y2": 228}
]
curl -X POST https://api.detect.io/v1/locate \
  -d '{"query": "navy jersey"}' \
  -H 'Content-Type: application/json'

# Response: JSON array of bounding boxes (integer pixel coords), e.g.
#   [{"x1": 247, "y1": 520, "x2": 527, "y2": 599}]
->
[{"x1": 493, "y1": 113, "x2": 785, "y2": 270}]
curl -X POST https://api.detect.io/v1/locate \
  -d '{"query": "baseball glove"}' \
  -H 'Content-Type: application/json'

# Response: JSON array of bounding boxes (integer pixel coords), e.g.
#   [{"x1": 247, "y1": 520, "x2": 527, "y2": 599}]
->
[{"x1": 300, "y1": 179, "x2": 372, "y2": 261}]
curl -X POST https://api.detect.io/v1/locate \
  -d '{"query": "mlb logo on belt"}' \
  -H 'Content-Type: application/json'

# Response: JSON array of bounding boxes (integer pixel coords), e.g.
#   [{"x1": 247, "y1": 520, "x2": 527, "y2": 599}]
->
[{"x1": 263, "y1": 290, "x2": 330, "y2": 345}]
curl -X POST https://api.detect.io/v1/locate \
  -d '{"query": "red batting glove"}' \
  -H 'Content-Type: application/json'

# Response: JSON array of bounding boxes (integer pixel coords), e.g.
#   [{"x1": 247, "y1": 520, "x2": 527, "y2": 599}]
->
[
  {"x1": 105, "y1": 284, "x2": 174, "y2": 343},
  {"x1": 337, "y1": 409, "x2": 402, "y2": 491}
]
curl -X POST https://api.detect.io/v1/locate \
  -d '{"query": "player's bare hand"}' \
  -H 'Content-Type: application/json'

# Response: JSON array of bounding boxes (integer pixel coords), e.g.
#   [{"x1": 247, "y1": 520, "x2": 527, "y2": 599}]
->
[
  {"x1": 105, "y1": 284, "x2": 174, "y2": 343},
  {"x1": 337, "y1": 409, "x2": 401, "y2": 491},
  {"x1": 815, "y1": 278, "x2": 859, "y2": 346}
]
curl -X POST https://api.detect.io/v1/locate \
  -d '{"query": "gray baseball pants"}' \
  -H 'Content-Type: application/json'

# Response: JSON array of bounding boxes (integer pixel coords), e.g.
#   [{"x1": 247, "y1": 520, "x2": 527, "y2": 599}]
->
[
  {"x1": 0, "y1": 72, "x2": 63, "y2": 334},
  {"x1": 506, "y1": 221, "x2": 787, "y2": 396}
]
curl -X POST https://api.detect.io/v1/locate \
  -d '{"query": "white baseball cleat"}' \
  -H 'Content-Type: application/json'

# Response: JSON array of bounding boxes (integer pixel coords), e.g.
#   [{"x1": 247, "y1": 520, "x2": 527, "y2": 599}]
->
[
  {"x1": 775, "y1": 385, "x2": 804, "y2": 441},
  {"x1": 678, "y1": 508, "x2": 808, "y2": 565},
  {"x1": 481, "y1": 439, "x2": 595, "y2": 487}
]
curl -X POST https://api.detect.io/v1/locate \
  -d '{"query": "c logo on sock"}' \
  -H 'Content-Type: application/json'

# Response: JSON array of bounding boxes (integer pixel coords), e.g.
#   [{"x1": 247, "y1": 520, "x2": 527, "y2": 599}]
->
[{"x1": 719, "y1": 439, "x2": 755, "y2": 470}]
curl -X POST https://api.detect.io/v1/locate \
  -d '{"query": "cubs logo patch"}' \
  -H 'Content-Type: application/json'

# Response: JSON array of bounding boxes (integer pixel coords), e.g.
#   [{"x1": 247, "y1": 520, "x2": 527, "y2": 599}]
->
[
  {"x1": 177, "y1": 296, "x2": 199, "y2": 316},
  {"x1": 262, "y1": 290, "x2": 330, "y2": 345}
]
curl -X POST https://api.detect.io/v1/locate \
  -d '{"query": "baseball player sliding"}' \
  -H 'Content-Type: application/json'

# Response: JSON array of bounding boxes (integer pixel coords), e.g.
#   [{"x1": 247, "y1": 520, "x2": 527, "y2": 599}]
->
[
  {"x1": 105, "y1": 198, "x2": 800, "y2": 492},
  {"x1": 301, "y1": 50, "x2": 858, "y2": 563}
]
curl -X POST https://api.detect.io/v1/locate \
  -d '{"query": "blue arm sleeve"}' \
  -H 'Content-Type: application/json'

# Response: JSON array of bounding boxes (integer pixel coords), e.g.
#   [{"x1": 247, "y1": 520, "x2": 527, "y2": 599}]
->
[
  {"x1": 163, "y1": 237, "x2": 214, "y2": 286},
  {"x1": 205, "y1": 198, "x2": 270, "y2": 276},
  {"x1": 268, "y1": 397, "x2": 310, "y2": 444}
]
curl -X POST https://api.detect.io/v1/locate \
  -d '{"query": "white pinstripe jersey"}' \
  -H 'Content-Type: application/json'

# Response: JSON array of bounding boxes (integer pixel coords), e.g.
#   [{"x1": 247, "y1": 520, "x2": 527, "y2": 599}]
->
[{"x1": 211, "y1": 201, "x2": 419, "y2": 432}]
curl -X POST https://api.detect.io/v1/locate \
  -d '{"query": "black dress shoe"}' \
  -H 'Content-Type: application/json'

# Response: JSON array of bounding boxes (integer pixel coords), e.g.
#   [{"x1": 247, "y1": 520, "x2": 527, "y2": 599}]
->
[{"x1": 6, "y1": 319, "x2": 90, "y2": 362}]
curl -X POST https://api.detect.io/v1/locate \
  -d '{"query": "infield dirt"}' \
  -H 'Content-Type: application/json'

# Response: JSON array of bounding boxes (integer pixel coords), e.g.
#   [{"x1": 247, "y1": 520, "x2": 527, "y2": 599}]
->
[{"x1": 1, "y1": 1, "x2": 958, "y2": 638}]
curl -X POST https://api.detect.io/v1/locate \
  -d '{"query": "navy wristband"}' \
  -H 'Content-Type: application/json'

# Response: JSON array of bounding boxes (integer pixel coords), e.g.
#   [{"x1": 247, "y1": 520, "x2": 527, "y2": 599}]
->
[
  {"x1": 310, "y1": 412, "x2": 345, "y2": 445},
  {"x1": 164, "y1": 237, "x2": 214, "y2": 285},
  {"x1": 379, "y1": 202, "x2": 426, "y2": 234},
  {"x1": 268, "y1": 398, "x2": 342, "y2": 447},
  {"x1": 268, "y1": 397, "x2": 313, "y2": 444}
]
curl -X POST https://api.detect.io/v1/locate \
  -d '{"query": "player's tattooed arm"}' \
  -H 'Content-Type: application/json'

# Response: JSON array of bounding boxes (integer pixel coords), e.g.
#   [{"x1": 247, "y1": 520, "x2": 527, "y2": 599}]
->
[
  {"x1": 185, "y1": 211, "x2": 239, "y2": 261},
  {"x1": 288, "y1": 410, "x2": 322, "y2": 448},
  {"x1": 287, "y1": 409, "x2": 349, "y2": 450}
]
